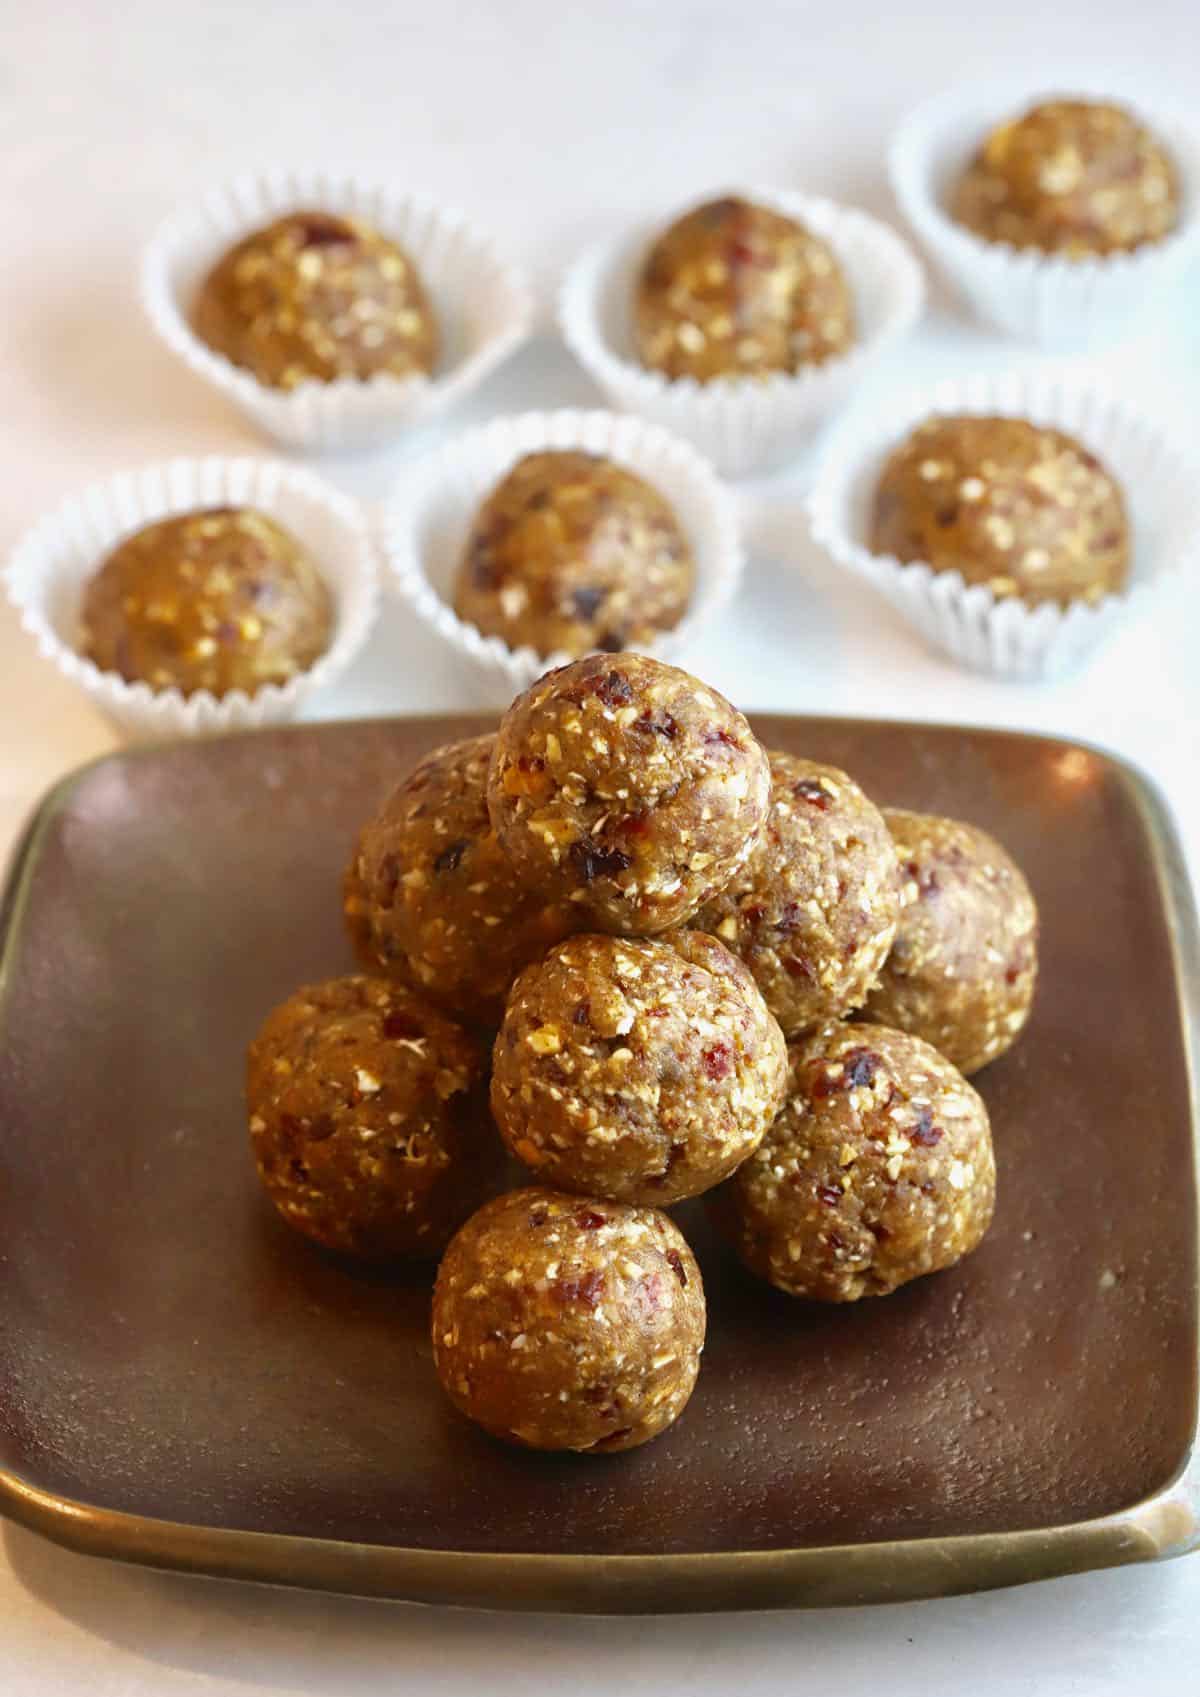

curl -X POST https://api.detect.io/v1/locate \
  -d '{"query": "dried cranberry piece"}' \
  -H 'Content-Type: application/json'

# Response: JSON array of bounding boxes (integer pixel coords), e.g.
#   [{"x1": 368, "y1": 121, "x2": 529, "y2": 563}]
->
[
  {"x1": 1004, "y1": 963, "x2": 1021, "y2": 986},
  {"x1": 727, "y1": 237, "x2": 760, "y2": 268},
  {"x1": 294, "y1": 214, "x2": 355, "y2": 248},
  {"x1": 569, "y1": 839, "x2": 633, "y2": 883},
  {"x1": 517, "y1": 754, "x2": 546, "y2": 774},
  {"x1": 904, "y1": 859, "x2": 941, "y2": 898},
  {"x1": 634, "y1": 711, "x2": 679, "y2": 740},
  {"x1": 702, "y1": 1043, "x2": 733, "y2": 1080},
  {"x1": 433, "y1": 838, "x2": 468, "y2": 874},
  {"x1": 842, "y1": 1048, "x2": 878, "y2": 1089},
  {"x1": 307, "y1": 1114, "x2": 336, "y2": 1142},
  {"x1": 783, "y1": 952, "x2": 815, "y2": 982},
  {"x1": 556, "y1": 1268, "x2": 604, "y2": 1308},
  {"x1": 528, "y1": 1207, "x2": 549, "y2": 1229},
  {"x1": 816, "y1": 1183, "x2": 842, "y2": 1208},
  {"x1": 593, "y1": 668, "x2": 633, "y2": 706},
  {"x1": 571, "y1": 587, "x2": 606, "y2": 621},
  {"x1": 382, "y1": 1009, "x2": 421, "y2": 1040},
  {"x1": 793, "y1": 778, "x2": 832, "y2": 811},
  {"x1": 376, "y1": 853, "x2": 401, "y2": 906},
  {"x1": 574, "y1": 1208, "x2": 606, "y2": 1231},
  {"x1": 278, "y1": 1113, "x2": 305, "y2": 1145},
  {"x1": 704, "y1": 727, "x2": 740, "y2": 751},
  {"x1": 666, "y1": 1248, "x2": 688, "y2": 1287},
  {"x1": 634, "y1": 1272, "x2": 665, "y2": 1314},
  {"x1": 910, "y1": 1106, "x2": 943, "y2": 1147}
]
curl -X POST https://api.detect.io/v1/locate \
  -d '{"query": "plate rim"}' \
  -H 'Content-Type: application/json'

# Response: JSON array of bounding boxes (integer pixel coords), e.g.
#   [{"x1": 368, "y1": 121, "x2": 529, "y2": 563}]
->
[{"x1": 1, "y1": 714, "x2": 1197, "y2": 1612}]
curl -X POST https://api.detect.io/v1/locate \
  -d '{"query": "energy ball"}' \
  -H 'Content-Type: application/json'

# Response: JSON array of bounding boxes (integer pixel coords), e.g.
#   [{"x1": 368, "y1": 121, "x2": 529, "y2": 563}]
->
[
  {"x1": 354, "y1": 734, "x2": 576, "y2": 1028},
  {"x1": 711, "y1": 1022, "x2": 995, "y2": 1302},
  {"x1": 869, "y1": 414, "x2": 1130, "y2": 606},
  {"x1": 696, "y1": 752, "x2": 900, "y2": 1039},
  {"x1": 452, "y1": 450, "x2": 694, "y2": 660},
  {"x1": 432, "y1": 1187, "x2": 705, "y2": 1452},
  {"x1": 81, "y1": 507, "x2": 332, "y2": 697},
  {"x1": 863, "y1": 810, "x2": 1038, "y2": 1076},
  {"x1": 634, "y1": 195, "x2": 855, "y2": 381},
  {"x1": 950, "y1": 98, "x2": 1180, "y2": 257},
  {"x1": 488, "y1": 653, "x2": 771, "y2": 934},
  {"x1": 247, "y1": 976, "x2": 500, "y2": 1261},
  {"x1": 491, "y1": 931, "x2": 787, "y2": 1204},
  {"x1": 193, "y1": 210, "x2": 438, "y2": 390}
]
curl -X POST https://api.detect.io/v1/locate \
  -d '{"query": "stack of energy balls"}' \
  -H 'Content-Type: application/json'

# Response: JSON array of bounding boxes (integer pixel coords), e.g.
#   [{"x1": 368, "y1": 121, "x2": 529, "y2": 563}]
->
[{"x1": 247, "y1": 654, "x2": 1037, "y2": 1455}]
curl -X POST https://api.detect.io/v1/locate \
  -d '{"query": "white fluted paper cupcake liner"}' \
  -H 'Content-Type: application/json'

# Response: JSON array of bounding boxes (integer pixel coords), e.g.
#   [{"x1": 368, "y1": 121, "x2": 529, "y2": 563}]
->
[
  {"x1": 806, "y1": 371, "x2": 1200, "y2": 681},
  {"x1": 379, "y1": 408, "x2": 744, "y2": 705},
  {"x1": 6, "y1": 457, "x2": 379, "y2": 740},
  {"x1": 142, "y1": 170, "x2": 535, "y2": 451},
  {"x1": 889, "y1": 76, "x2": 1200, "y2": 350},
  {"x1": 557, "y1": 187, "x2": 926, "y2": 479}
]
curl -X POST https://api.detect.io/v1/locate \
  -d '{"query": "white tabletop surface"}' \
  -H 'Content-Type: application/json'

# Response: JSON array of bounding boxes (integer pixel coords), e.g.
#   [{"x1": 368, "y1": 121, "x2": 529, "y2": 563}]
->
[{"x1": 2, "y1": 0, "x2": 1198, "y2": 1689}]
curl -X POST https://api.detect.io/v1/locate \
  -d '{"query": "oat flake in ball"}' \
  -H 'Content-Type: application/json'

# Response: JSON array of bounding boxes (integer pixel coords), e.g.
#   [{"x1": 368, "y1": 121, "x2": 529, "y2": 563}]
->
[
  {"x1": 432, "y1": 1187, "x2": 705, "y2": 1452},
  {"x1": 487, "y1": 653, "x2": 772, "y2": 935},
  {"x1": 696, "y1": 752, "x2": 900, "y2": 1038},
  {"x1": 491, "y1": 930, "x2": 787, "y2": 1204},
  {"x1": 711, "y1": 1022, "x2": 995, "y2": 1302},
  {"x1": 247, "y1": 976, "x2": 499, "y2": 1261},
  {"x1": 354, "y1": 734, "x2": 577, "y2": 1027},
  {"x1": 863, "y1": 810, "x2": 1038, "y2": 1076}
]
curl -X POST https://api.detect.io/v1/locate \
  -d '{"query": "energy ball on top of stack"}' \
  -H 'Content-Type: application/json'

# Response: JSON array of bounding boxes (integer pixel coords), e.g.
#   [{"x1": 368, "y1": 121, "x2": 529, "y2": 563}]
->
[
  {"x1": 247, "y1": 650, "x2": 1035, "y2": 1454},
  {"x1": 487, "y1": 651, "x2": 771, "y2": 934}
]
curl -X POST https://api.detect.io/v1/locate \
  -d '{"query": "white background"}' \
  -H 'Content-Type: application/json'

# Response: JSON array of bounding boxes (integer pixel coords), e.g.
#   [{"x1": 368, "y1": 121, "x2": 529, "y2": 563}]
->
[{"x1": 1, "y1": 0, "x2": 1198, "y2": 1690}]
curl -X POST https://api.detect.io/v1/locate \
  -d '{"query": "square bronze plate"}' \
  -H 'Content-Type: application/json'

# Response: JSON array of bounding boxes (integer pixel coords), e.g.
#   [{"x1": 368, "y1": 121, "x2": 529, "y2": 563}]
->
[{"x1": 0, "y1": 716, "x2": 1197, "y2": 1613}]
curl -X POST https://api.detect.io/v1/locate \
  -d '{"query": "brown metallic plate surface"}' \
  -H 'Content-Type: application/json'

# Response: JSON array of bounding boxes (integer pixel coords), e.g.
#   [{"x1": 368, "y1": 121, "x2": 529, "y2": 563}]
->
[{"x1": 0, "y1": 714, "x2": 1196, "y2": 1612}]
